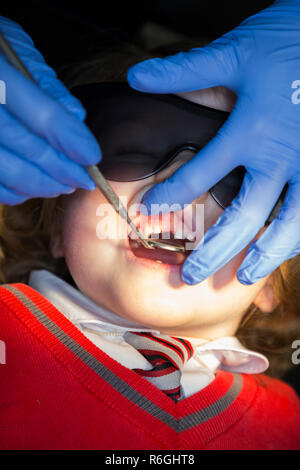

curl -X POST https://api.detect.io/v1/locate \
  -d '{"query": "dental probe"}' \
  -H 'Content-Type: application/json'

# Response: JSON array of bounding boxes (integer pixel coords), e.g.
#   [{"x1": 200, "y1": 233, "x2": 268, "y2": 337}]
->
[
  {"x1": 0, "y1": 32, "x2": 187, "y2": 253},
  {"x1": 86, "y1": 166, "x2": 155, "y2": 249}
]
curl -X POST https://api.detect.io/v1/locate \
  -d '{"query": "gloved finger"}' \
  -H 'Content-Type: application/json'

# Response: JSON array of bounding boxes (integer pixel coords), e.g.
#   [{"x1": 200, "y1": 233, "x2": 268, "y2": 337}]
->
[
  {"x1": 29, "y1": 63, "x2": 87, "y2": 121},
  {"x1": 0, "y1": 184, "x2": 28, "y2": 205},
  {"x1": 141, "y1": 108, "x2": 240, "y2": 214},
  {"x1": 0, "y1": 105, "x2": 95, "y2": 190},
  {"x1": 181, "y1": 170, "x2": 286, "y2": 285},
  {"x1": 237, "y1": 177, "x2": 300, "y2": 285},
  {"x1": 127, "y1": 33, "x2": 239, "y2": 94},
  {"x1": 0, "y1": 145, "x2": 76, "y2": 198},
  {"x1": 0, "y1": 16, "x2": 86, "y2": 120},
  {"x1": 0, "y1": 56, "x2": 101, "y2": 167}
]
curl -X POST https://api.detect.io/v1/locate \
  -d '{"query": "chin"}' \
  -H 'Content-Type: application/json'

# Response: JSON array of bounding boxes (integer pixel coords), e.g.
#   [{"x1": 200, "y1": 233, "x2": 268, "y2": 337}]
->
[{"x1": 112, "y1": 277, "x2": 195, "y2": 330}]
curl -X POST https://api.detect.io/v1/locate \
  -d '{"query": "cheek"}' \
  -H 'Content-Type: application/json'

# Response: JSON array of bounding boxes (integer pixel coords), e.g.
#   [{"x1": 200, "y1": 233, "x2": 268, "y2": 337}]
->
[
  {"x1": 207, "y1": 224, "x2": 268, "y2": 308},
  {"x1": 60, "y1": 191, "x2": 114, "y2": 285},
  {"x1": 211, "y1": 246, "x2": 248, "y2": 292},
  {"x1": 202, "y1": 193, "x2": 268, "y2": 288}
]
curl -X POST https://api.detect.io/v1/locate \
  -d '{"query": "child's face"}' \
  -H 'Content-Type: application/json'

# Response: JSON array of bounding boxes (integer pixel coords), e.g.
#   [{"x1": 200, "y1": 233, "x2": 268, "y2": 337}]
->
[{"x1": 51, "y1": 87, "x2": 278, "y2": 339}]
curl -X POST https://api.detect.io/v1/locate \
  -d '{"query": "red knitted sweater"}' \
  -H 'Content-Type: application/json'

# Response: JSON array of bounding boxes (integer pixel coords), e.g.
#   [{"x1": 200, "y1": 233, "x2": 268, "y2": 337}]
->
[{"x1": 0, "y1": 283, "x2": 300, "y2": 450}]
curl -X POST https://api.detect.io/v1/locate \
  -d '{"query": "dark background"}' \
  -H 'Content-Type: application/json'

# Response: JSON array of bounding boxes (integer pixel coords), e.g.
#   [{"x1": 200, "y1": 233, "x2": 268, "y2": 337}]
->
[
  {"x1": 1, "y1": 0, "x2": 300, "y2": 396},
  {"x1": 2, "y1": 0, "x2": 274, "y2": 69}
]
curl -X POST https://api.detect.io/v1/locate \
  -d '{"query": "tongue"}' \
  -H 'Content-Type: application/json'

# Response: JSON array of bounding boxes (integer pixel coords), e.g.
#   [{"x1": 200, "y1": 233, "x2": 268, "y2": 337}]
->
[{"x1": 129, "y1": 233, "x2": 192, "y2": 265}]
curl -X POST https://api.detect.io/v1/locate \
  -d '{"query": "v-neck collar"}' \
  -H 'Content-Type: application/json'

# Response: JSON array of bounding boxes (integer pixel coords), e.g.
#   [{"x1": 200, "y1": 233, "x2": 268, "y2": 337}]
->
[{"x1": 0, "y1": 283, "x2": 258, "y2": 449}]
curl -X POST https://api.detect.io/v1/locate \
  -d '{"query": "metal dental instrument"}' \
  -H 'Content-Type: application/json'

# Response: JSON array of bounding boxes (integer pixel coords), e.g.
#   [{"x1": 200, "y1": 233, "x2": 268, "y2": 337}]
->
[
  {"x1": 86, "y1": 167, "x2": 187, "y2": 252},
  {"x1": 86, "y1": 166, "x2": 155, "y2": 249},
  {"x1": 0, "y1": 32, "x2": 187, "y2": 253}
]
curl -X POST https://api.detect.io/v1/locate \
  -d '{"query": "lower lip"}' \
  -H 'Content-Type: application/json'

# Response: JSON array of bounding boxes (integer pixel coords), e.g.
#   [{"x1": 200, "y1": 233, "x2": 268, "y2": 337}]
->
[{"x1": 125, "y1": 236, "x2": 190, "y2": 273}]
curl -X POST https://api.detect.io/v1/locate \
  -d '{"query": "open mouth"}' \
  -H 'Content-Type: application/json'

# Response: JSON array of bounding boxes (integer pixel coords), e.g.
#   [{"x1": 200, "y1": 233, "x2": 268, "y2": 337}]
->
[{"x1": 128, "y1": 231, "x2": 194, "y2": 265}]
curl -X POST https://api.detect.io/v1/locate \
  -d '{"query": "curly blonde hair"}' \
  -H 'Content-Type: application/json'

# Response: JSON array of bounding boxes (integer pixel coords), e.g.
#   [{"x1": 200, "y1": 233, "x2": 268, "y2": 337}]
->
[{"x1": 1, "y1": 39, "x2": 300, "y2": 380}]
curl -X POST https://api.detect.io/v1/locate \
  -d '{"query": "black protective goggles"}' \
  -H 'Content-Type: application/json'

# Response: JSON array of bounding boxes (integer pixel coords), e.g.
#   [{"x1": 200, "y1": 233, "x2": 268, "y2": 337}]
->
[{"x1": 72, "y1": 82, "x2": 287, "y2": 223}]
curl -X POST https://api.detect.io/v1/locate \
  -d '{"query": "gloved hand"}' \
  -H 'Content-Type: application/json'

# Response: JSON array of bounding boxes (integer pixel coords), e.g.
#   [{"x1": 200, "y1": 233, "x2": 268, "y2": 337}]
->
[
  {"x1": 0, "y1": 16, "x2": 101, "y2": 204},
  {"x1": 127, "y1": 0, "x2": 300, "y2": 286}
]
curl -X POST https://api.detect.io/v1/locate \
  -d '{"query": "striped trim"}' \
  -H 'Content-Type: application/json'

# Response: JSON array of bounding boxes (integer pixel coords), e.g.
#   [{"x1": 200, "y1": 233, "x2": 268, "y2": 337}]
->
[
  {"x1": 124, "y1": 332, "x2": 186, "y2": 369},
  {"x1": 140, "y1": 369, "x2": 181, "y2": 391},
  {"x1": 123, "y1": 332, "x2": 194, "y2": 401},
  {"x1": 1, "y1": 284, "x2": 244, "y2": 434},
  {"x1": 176, "y1": 338, "x2": 193, "y2": 358},
  {"x1": 136, "y1": 332, "x2": 186, "y2": 361}
]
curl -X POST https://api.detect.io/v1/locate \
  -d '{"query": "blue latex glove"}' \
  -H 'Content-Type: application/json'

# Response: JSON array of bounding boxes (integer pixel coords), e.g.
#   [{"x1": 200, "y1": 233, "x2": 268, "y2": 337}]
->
[
  {"x1": 127, "y1": 0, "x2": 300, "y2": 286},
  {"x1": 0, "y1": 16, "x2": 101, "y2": 204}
]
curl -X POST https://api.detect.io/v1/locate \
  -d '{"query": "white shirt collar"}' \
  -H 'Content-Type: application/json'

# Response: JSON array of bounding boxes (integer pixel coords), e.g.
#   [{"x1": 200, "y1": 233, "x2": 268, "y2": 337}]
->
[
  {"x1": 28, "y1": 269, "x2": 269, "y2": 375},
  {"x1": 28, "y1": 269, "x2": 161, "y2": 333}
]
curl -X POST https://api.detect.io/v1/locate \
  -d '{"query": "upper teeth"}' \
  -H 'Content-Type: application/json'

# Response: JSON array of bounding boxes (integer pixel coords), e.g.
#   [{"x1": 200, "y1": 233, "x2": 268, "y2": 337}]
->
[{"x1": 133, "y1": 214, "x2": 197, "y2": 241}]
